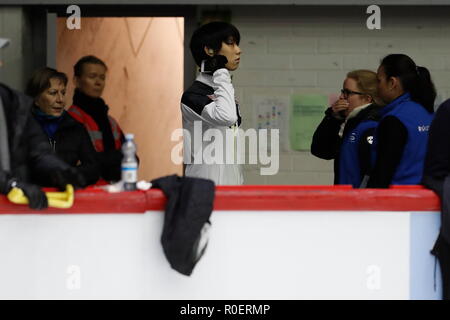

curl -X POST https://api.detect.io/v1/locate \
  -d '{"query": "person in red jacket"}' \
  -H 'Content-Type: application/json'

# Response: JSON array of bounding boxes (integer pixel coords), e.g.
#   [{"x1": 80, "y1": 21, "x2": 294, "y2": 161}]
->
[{"x1": 68, "y1": 55, "x2": 125, "y2": 183}]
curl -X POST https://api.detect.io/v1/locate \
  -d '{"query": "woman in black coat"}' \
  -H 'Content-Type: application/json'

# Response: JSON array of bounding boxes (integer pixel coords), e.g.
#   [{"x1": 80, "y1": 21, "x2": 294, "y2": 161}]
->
[{"x1": 26, "y1": 67, "x2": 100, "y2": 187}]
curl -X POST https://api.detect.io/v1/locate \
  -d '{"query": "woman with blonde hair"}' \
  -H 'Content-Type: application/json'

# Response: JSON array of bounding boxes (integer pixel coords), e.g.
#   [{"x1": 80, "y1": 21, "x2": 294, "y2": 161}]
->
[{"x1": 311, "y1": 69, "x2": 383, "y2": 187}]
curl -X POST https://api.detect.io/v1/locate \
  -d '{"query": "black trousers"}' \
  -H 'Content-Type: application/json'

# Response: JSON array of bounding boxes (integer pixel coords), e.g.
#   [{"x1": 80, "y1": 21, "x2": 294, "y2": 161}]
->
[{"x1": 432, "y1": 234, "x2": 450, "y2": 300}]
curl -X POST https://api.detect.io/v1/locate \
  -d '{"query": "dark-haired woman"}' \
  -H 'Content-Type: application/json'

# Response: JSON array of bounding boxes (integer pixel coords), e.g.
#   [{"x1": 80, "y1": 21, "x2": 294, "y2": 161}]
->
[
  {"x1": 26, "y1": 67, "x2": 99, "y2": 187},
  {"x1": 68, "y1": 55, "x2": 126, "y2": 183},
  {"x1": 367, "y1": 54, "x2": 436, "y2": 188}
]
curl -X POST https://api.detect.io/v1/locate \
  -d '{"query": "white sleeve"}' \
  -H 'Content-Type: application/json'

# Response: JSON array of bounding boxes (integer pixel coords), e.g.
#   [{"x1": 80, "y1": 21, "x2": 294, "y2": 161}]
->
[{"x1": 200, "y1": 69, "x2": 238, "y2": 127}]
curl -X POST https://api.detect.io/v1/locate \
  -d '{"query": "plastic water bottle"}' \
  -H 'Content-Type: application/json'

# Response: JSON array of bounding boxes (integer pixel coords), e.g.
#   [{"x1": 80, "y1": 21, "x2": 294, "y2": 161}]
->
[{"x1": 121, "y1": 133, "x2": 138, "y2": 191}]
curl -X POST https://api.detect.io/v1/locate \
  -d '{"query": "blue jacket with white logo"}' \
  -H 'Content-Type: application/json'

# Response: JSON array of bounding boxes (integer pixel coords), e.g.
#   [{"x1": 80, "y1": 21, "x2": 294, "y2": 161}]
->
[
  {"x1": 373, "y1": 93, "x2": 434, "y2": 185},
  {"x1": 339, "y1": 119, "x2": 378, "y2": 187},
  {"x1": 311, "y1": 104, "x2": 380, "y2": 188}
]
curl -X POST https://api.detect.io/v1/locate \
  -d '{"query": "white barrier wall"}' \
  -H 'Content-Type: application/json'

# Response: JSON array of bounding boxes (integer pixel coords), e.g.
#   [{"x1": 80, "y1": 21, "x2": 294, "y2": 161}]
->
[{"x1": 0, "y1": 209, "x2": 441, "y2": 299}]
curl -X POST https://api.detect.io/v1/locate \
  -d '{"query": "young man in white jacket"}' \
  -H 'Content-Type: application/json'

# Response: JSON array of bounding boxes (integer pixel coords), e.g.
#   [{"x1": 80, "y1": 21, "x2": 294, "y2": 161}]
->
[{"x1": 181, "y1": 22, "x2": 243, "y2": 185}]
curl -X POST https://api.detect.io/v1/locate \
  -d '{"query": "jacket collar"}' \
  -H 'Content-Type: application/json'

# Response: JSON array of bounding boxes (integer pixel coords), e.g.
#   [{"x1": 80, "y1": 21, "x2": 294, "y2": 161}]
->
[
  {"x1": 346, "y1": 103, "x2": 371, "y2": 121},
  {"x1": 339, "y1": 103, "x2": 372, "y2": 138},
  {"x1": 196, "y1": 72, "x2": 214, "y2": 88},
  {"x1": 72, "y1": 88, "x2": 109, "y2": 116},
  {"x1": 380, "y1": 92, "x2": 411, "y2": 117}
]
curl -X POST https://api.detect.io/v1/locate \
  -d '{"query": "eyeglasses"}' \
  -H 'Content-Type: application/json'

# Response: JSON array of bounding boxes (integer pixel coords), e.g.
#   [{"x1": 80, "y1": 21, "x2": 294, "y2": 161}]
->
[{"x1": 340, "y1": 88, "x2": 365, "y2": 98}]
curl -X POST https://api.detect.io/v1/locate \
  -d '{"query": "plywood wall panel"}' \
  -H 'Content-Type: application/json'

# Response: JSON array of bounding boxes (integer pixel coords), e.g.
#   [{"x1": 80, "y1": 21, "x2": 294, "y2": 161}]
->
[{"x1": 56, "y1": 17, "x2": 184, "y2": 181}]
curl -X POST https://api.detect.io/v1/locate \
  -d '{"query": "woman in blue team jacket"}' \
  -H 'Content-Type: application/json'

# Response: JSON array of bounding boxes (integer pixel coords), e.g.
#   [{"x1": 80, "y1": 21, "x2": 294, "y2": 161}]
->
[
  {"x1": 311, "y1": 70, "x2": 383, "y2": 188},
  {"x1": 367, "y1": 54, "x2": 436, "y2": 188}
]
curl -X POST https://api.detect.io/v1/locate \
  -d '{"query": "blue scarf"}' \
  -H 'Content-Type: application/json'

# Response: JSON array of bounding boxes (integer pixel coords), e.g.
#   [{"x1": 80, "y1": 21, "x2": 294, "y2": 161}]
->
[{"x1": 33, "y1": 106, "x2": 64, "y2": 140}]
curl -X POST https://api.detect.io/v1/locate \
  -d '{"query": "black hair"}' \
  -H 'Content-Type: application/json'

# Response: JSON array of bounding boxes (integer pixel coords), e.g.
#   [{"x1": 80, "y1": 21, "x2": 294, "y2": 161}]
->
[
  {"x1": 189, "y1": 21, "x2": 240, "y2": 67},
  {"x1": 73, "y1": 55, "x2": 108, "y2": 77},
  {"x1": 380, "y1": 54, "x2": 436, "y2": 113},
  {"x1": 25, "y1": 67, "x2": 68, "y2": 99}
]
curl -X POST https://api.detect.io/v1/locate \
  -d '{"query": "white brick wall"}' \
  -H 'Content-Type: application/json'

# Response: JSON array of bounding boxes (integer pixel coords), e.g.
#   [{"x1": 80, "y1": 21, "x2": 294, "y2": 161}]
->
[
  {"x1": 292, "y1": 54, "x2": 343, "y2": 70},
  {"x1": 228, "y1": 5, "x2": 450, "y2": 185},
  {"x1": 269, "y1": 37, "x2": 317, "y2": 53}
]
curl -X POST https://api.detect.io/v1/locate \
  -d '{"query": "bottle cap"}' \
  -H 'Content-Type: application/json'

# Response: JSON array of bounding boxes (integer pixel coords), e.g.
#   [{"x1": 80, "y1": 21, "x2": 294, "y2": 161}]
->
[{"x1": 125, "y1": 133, "x2": 134, "y2": 140}]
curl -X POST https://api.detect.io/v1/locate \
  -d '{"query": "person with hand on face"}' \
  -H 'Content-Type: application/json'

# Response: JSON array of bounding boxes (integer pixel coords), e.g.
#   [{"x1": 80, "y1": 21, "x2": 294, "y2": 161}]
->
[
  {"x1": 26, "y1": 67, "x2": 99, "y2": 188},
  {"x1": 67, "y1": 55, "x2": 126, "y2": 183},
  {"x1": 0, "y1": 38, "x2": 79, "y2": 210},
  {"x1": 367, "y1": 54, "x2": 436, "y2": 188},
  {"x1": 181, "y1": 21, "x2": 243, "y2": 185},
  {"x1": 311, "y1": 70, "x2": 383, "y2": 188}
]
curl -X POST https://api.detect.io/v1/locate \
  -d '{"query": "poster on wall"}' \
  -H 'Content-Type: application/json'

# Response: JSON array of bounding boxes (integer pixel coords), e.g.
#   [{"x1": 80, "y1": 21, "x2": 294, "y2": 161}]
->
[
  {"x1": 252, "y1": 95, "x2": 290, "y2": 152},
  {"x1": 290, "y1": 94, "x2": 328, "y2": 151}
]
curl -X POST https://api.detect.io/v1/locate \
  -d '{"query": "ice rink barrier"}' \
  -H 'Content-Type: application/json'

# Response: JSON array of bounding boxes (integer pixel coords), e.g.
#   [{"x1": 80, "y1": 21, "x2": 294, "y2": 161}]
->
[{"x1": 0, "y1": 185, "x2": 443, "y2": 299}]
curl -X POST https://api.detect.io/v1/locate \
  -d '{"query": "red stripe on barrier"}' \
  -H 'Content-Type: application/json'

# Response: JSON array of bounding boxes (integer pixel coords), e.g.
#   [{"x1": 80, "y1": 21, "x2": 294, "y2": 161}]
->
[
  {"x1": 0, "y1": 185, "x2": 441, "y2": 214},
  {"x1": 0, "y1": 188, "x2": 150, "y2": 214},
  {"x1": 214, "y1": 185, "x2": 440, "y2": 211}
]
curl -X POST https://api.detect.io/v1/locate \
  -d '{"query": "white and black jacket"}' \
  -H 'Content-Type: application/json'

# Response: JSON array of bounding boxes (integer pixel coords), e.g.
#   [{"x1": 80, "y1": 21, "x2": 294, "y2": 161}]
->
[{"x1": 181, "y1": 67, "x2": 243, "y2": 185}]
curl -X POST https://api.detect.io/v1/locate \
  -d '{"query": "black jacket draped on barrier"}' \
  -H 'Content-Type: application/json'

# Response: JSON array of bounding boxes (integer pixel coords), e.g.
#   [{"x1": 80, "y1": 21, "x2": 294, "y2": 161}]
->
[{"x1": 151, "y1": 175, "x2": 215, "y2": 276}]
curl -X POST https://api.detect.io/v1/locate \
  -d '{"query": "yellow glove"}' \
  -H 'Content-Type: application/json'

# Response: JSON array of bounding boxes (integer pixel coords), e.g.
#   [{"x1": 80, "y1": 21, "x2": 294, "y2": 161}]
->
[{"x1": 7, "y1": 184, "x2": 74, "y2": 209}]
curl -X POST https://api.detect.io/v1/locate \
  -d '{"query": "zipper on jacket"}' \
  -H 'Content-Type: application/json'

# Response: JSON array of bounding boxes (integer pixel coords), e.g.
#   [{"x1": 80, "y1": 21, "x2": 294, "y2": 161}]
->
[{"x1": 49, "y1": 138, "x2": 56, "y2": 152}]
